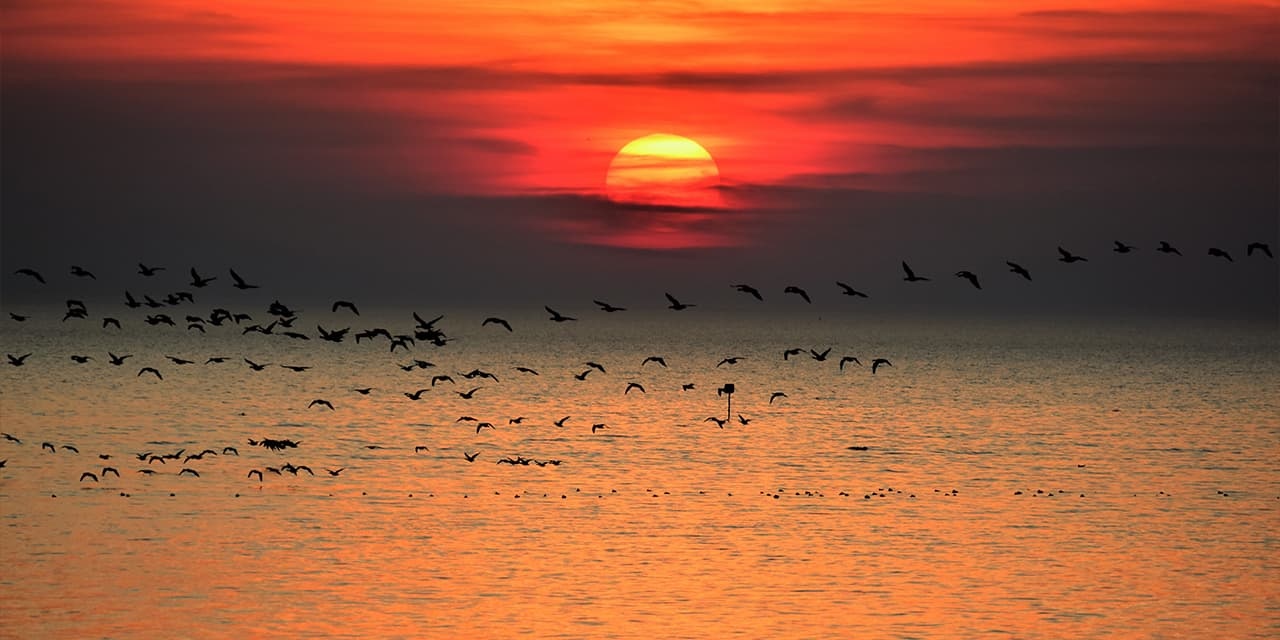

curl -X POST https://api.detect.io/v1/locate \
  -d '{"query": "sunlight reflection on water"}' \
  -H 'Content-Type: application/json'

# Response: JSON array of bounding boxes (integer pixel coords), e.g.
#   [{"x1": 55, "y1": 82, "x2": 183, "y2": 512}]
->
[{"x1": 1, "y1": 312, "x2": 1277, "y2": 638}]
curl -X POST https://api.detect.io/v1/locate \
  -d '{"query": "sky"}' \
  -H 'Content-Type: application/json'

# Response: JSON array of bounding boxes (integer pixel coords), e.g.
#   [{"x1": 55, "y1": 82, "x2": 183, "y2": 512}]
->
[{"x1": 2, "y1": 1, "x2": 1276, "y2": 318}]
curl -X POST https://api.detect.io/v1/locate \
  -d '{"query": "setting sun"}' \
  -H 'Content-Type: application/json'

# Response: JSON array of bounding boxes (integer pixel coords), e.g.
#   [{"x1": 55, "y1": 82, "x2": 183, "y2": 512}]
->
[{"x1": 605, "y1": 133, "x2": 722, "y2": 209}]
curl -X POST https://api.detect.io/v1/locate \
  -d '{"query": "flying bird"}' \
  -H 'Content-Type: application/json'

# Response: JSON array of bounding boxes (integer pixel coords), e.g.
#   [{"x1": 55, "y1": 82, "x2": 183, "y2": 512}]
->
[
  {"x1": 514, "y1": 366, "x2": 540, "y2": 376},
  {"x1": 665, "y1": 293, "x2": 695, "y2": 311},
  {"x1": 308, "y1": 399, "x2": 335, "y2": 410},
  {"x1": 102, "y1": 317, "x2": 122, "y2": 329},
  {"x1": 836, "y1": 281, "x2": 869, "y2": 298},
  {"x1": 839, "y1": 356, "x2": 861, "y2": 371},
  {"x1": 717, "y1": 356, "x2": 745, "y2": 367},
  {"x1": 1057, "y1": 247, "x2": 1087, "y2": 263},
  {"x1": 137, "y1": 263, "x2": 165, "y2": 276},
  {"x1": 229, "y1": 269, "x2": 259, "y2": 289},
  {"x1": 80, "y1": 472, "x2": 98, "y2": 482},
  {"x1": 681, "y1": 383, "x2": 696, "y2": 391},
  {"x1": 810, "y1": 347, "x2": 832, "y2": 362},
  {"x1": 179, "y1": 468, "x2": 200, "y2": 477},
  {"x1": 591, "y1": 423, "x2": 607, "y2": 433},
  {"x1": 768, "y1": 392, "x2": 788, "y2": 404},
  {"x1": 573, "y1": 370, "x2": 593, "y2": 381},
  {"x1": 247, "y1": 469, "x2": 264, "y2": 481},
  {"x1": 70, "y1": 265, "x2": 97, "y2": 279},
  {"x1": 244, "y1": 358, "x2": 269, "y2": 371},
  {"x1": 554, "y1": 416, "x2": 570, "y2": 428},
  {"x1": 15, "y1": 268, "x2": 45, "y2": 284},
  {"x1": 189, "y1": 268, "x2": 216, "y2": 287},
  {"x1": 705, "y1": 417, "x2": 726, "y2": 428},
  {"x1": 1207, "y1": 247, "x2": 1233, "y2": 262},
  {"x1": 871, "y1": 358, "x2": 893, "y2": 374},
  {"x1": 585, "y1": 361, "x2": 607, "y2": 373},
  {"x1": 737, "y1": 414, "x2": 751, "y2": 426},
  {"x1": 731, "y1": 284, "x2": 763, "y2": 301},
  {"x1": 1006, "y1": 262, "x2": 1032, "y2": 281},
  {"x1": 593, "y1": 300, "x2": 627, "y2": 312},
  {"x1": 783, "y1": 286, "x2": 812, "y2": 303},
  {"x1": 1156, "y1": 241, "x2": 1182, "y2": 255},
  {"x1": 7, "y1": 353, "x2": 32, "y2": 367},
  {"x1": 137, "y1": 367, "x2": 163, "y2": 380},
  {"x1": 404, "y1": 389, "x2": 429, "y2": 400},
  {"x1": 1113, "y1": 241, "x2": 1136, "y2": 254},
  {"x1": 783, "y1": 348, "x2": 804, "y2": 360},
  {"x1": 545, "y1": 306, "x2": 577, "y2": 322},
  {"x1": 482, "y1": 317, "x2": 513, "y2": 332},
  {"x1": 463, "y1": 451, "x2": 480, "y2": 462},
  {"x1": 332, "y1": 300, "x2": 360, "y2": 315},
  {"x1": 641, "y1": 356, "x2": 667, "y2": 367},
  {"x1": 954, "y1": 271, "x2": 981, "y2": 290},
  {"x1": 108, "y1": 352, "x2": 132, "y2": 366},
  {"x1": 624, "y1": 382, "x2": 646, "y2": 395},
  {"x1": 456, "y1": 387, "x2": 482, "y2": 399},
  {"x1": 431, "y1": 375, "x2": 455, "y2": 386},
  {"x1": 165, "y1": 356, "x2": 194, "y2": 365},
  {"x1": 326, "y1": 468, "x2": 344, "y2": 476},
  {"x1": 1246, "y1": 242, "x2": 1273, "y2": 258},
  {"x1": 901, "y1": 262, "x2": 930, "y2": 282},
  {"x1": 9, "y1": 313, "x2": 28, "y2": 322}
]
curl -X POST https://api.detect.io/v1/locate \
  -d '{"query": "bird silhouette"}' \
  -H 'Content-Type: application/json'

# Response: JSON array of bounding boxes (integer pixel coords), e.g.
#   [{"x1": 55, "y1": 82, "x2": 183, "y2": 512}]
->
[
  {"x1": 80, "y1": 472, "x2": 98, "y2": 482},
  {"x1": 585, "y1": 361, "x2": 607, "y2": 373},
  {"x1": 732, "y1": 284, "x2": 764, "y2": 301},
  {"x1": 902, "y1": 262, "x2": 930, "y2": 282},
  {"x1": 247, "y1": 469, "x2": 264, "y2": 481},
  {"x1": 1057, "y1": 247, "x2": 1087, "y2": 263},
  {"x1": 463, "y1": 451, "x2": 480, "y2": 462},
  {"x1": 102, "y1": 317, "x2": 122, "y2": 329},
  {"x1": 625, "y1": 382, "x2": 646, "y2": 395},
  {"x1": 332, "y1": 300, "x2": 360, "y2": 315},
  {"x1": 839, "y1": 356, "x2": 862, "y2": 371},
  {"x1": 591, "y1": 423, "x2": 607, "y2": 433},
  {"x1": 573, "y1": 370, "x2": 593, "y2": 381},
  {"x1": 782, "y1": 348, "x2": 804, "y2": 360},
  {"x1": 681, "y1": 383, "x2": 696, "y2": 391},
  {"x1": 244, "y1": 358, "x2": 269, "y2": 371},
  {"x1": 61, "y1": 445, "x2": 79, "y2": 453},
  {"x1": 1156, "y1": 241, "x2": 1182, "y2": 256},
  {"x1": 456, "y1": 416, "x2": 477, "y2": 422},
  {"x1": 737, "y1": 414, "x2": 751, "y2": 426},
  {"x1": 1246, "y1": 242, "x2": 1273, "y2": 258},
  {"x1": 102, "y1": 467, "x2": 120, "y2": 477},
  {"x1": 280, "y1": 364, "x2": 311, "y2": 372},
  {"x1": 836, "y1": 281, "x2": 869, "y2": 298},
  {"x1": 431, "y1": 375, "x2": 455, "y2": 386},
  {"x1": 1006, "y1": 262, "x2": 1032, "y2": 281},
  {"x1": 482, "y1": 317, "x2": 513, "y2": 332},
  {"x1": 229, "y1": 269, "x2": 258, "y2": 289},
  {"x1": 641, "y1": 356, "x2": 667, "y2": 367},
  {"x1": 7, "y1": 353, "x2": 31, "y2": 367},
  {"x1": 509, "y1": 417, "x2": 525, "y2": 424},
  {"x1": 665, "y1": 293, "x2": 695, "y2": 310},
  {"x1": 108, "y1": 353, "x2": 131, "y2": 366},
  {"x1": 179, "y1": 468, "x2": 200, "y2": 477},
  {"x1": 404, "y1": 389, "x2": 429, "y2": 400},
  {"x1": 514, "y1": 366, "x2": 540, "y2": 375},
  {"x1": 9, "y1": 313, "x2": 29, "y2": 322},
  {"x1": 1207, "y1": 247, "x2": 1233, "y2": 262},
  {"x1": 308, "y1": 399, "x2": 335, "y2": 410},
  {"x1": 326, "y1": 468, "x2": 344, "y2": 476},
  {"x1": 206, "y1": 357, "x2": 229, "y2": 364},
  {"x1": 70, "y1": 265, "x2": 97, "y2": 279},
  {"x1": 165, "y1": 356, "x2": 194, "y2": 365},
  {"x1": 554, "y1": 416, "x2": 570, "y2": 428},
  {"x1": 871, "y1": 358, "x2": 893, "y2": 374},
  {"x1": 769, "y1": 392, "x2": 788, "y2": 404},
  {"x1": 1113, "y1": 241, "x2": 1136, "y2": 253},
  {"x1": 810, "y1": 347, "x2": 832, "y2": 362},
  {"x1": 3, "y1": 433, "x2": 21, "y2": 443},
  {"x1": 594, "y1": 300, "x2": 627, "y2": 312},
  {"x1": 475, "y1": 422, "x2": 495, "y2": 434},
  {"x1": 188, "y1": 268, "x2": 216, "y2": 288},
  {"x1": 717, "y1": 356, "x2": 745, "y2": 367},
  {"x1": 545, "y1": 306, "x2": 577, "y2": 322},
  {"x1": 137, "y1": 367, "x2": 163, "y2": 380},
  {"x1": 457, "y1": 387, "x2": 482, "y2": 399},
  {"x1": 705, "y1": 417, "x2": 726, "y2": 428},
  {"x1": 15, "y1": 268, "x2": 46, "y2": 284},
  {"x1": 137, "y1": 263, "x2": 165, "y2": 276},
  {"x1": 783, "y1": 286, "x2": 812, "y2": 303},
  {"x1": 954, "y1": 271, "x2": 982, "y2": 290}
]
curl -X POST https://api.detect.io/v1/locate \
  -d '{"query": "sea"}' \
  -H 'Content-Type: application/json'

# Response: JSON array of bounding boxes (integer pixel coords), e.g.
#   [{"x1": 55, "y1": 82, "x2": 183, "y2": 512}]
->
[{"x1": 1, "y1": 305, "x2": 1277, "y2": 639}]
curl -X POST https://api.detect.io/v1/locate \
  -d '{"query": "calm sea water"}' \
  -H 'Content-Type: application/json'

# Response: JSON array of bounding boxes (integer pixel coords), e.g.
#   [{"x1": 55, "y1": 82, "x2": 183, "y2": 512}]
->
[{"x1": 1, "y1": 307, "x2": 1277, "y2": 638}]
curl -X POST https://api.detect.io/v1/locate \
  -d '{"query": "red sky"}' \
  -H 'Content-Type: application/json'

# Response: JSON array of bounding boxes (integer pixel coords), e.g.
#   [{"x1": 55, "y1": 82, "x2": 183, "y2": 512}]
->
[{"x1": 1, "y1": 1, "x2": 1275, "y2": 306}]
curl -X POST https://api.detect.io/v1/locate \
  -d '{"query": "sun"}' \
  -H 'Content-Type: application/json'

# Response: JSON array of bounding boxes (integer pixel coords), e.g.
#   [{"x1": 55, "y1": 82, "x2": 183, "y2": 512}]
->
[{"x1": 605, "y1": 133, "x2": 722, "y2": 209}]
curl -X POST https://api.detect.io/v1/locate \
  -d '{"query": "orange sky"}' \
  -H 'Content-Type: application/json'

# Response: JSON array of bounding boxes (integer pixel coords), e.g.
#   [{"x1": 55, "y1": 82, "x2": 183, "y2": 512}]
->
[{"x1": 3, "y1": 0, "x2": 1274, "y2": 249}]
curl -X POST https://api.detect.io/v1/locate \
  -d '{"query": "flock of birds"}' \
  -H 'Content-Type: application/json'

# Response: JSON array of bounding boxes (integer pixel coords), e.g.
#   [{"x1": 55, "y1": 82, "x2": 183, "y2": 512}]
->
[{"x1": 1, "y1": 238, "x2": 1275, "y2": 496}]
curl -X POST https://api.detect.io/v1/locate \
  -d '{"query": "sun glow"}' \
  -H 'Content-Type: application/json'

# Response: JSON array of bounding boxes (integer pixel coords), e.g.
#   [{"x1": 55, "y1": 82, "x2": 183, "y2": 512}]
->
[{"x1": 605, "y1": 133, "x2": 722, "y2": 209}]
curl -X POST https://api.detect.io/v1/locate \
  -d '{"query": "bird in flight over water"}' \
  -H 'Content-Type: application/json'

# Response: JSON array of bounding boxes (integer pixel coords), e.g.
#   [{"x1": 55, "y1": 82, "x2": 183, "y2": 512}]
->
[
  {"x1": 545, "y1": 306, "x2": 577, "y2": 322},
  {"x1": 1057, "y1": 247, "x2": 1087, "y2": 263},
  {"x1": 665, "y1": 293, "x2": 695, "y2": 311},
  {"x1": 1156, "y1": 241, "x2": 1182, "y2": 256},
  {"x1": 836, "y1": 282, "x2": 869, "y2": 298},
  {"x1": 731, "y1": 284, "x2": 763, "y2": 301},
  {"x1": 902, "y1": 262, "x2": 930, "y2": 282},
  {"x1": 871, "y1": 358, "x2": 893, "y2": 374},
  {"x1": 593, "y1": 300, "x2": 627, "y2": 312},
  {"x1": 1246, "y1": 242, "x2": 1272, "y2": 258},
  {"x1": 954, "y1": 271, "x2": 982, "y2": 290},
  {"x1": 783, "y1": 286, "x2": 812, "y2": 303},
  {"x1": 1006, "y1": 262, "x2": 1032, "y2": 281}
]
